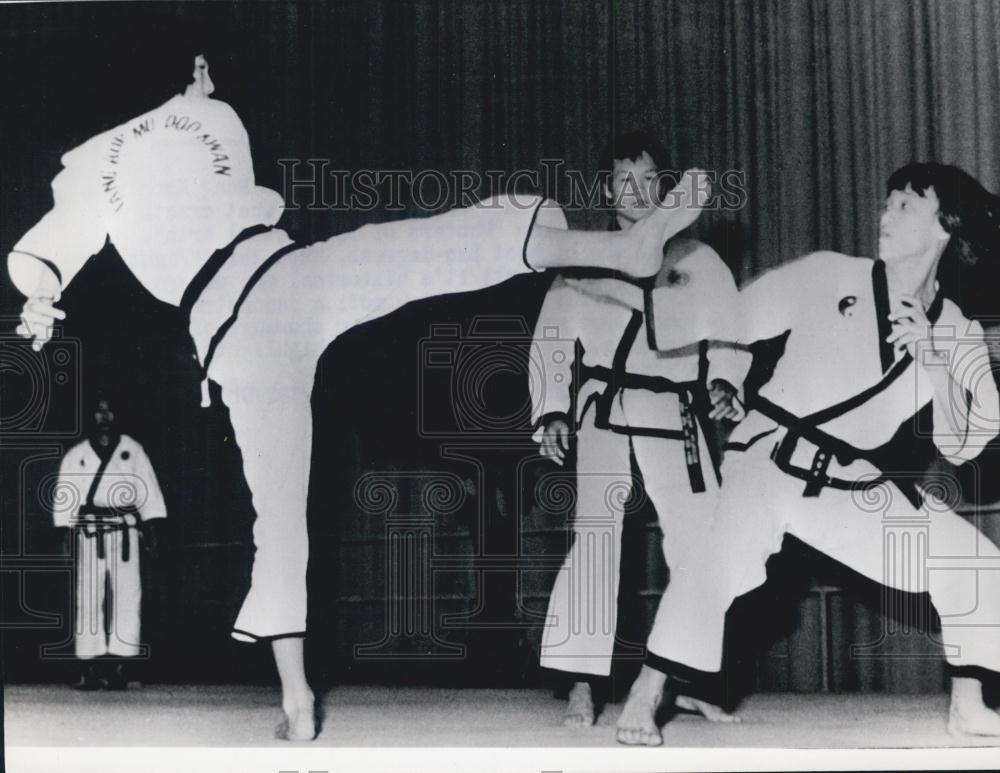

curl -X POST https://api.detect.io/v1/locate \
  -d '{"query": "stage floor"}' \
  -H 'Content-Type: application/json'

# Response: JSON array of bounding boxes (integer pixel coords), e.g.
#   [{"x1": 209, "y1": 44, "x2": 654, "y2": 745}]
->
[{"x1": 5, "y1": 683, "x2": 1000, "y2": 749}]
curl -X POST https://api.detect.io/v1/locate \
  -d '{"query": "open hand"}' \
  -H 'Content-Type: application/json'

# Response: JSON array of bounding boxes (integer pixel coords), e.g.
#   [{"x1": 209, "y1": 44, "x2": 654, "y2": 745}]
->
[{"x1": 16, "y1": 295, "x2": 65, "y2": 351}]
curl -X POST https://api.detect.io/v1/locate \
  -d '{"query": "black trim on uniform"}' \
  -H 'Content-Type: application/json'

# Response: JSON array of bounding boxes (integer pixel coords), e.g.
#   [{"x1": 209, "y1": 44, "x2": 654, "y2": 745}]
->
[
  {"x1": 646, "y1": 652, "x2": 724, "y2": 706},
  {"x1": 231, "y1": 629, "x2": 307, "y2": 643},
  {"x1": 10, "y1": 250, "x2": 64, "y2": 286},
  {"x1": 643, "y1": 286, "x2": 658, "y2": 350},
  {"x1": 79, "y1": 447, "x2": 115, "y2": 561},
  {"x1": 926, "y1": 291, "x2": 944, "y2": 325},
  {"x1": 199, "y1": 240, "x2": 302, "y2": 376},
  {"x1": 578, "y1": 314, "x2": 712, "y2": 493},
  {"x1": 521, "y1": 199, "x2": 546, "y2": 272},
  {"x1": 724, "y1": 427, "x2": 780, "y2": 453},
  {"x1": 945, "y1": 664, "x2": 1000, "y2": 683},
  {"x1": 872, "y1": 259, "x2": 895, "y2": 373},
  {"x1": 535, "y1": 411, "x2": 570, "y2": 432},
  {"x1": 179, "y1": 224, "x2": 274, "y2": 313},
  {"x1": 802, "y1": 354, "x2": 912, "y2": 427}
]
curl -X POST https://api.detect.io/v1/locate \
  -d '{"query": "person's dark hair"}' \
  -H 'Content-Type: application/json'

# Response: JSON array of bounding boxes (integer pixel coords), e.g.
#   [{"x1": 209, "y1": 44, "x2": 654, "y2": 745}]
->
[
  {"x1": 598, "y1": 132, "x2": 671, "y2": 178},
  {"x1": 889, "y1": 162, "x2": 1000, "y2": 319},
  {"x1": 67, "y1": 14, "x2": 227, "y2": 133},
  {"x1": 887, "y1": 162, "x2": 1000, "y2": 266},
  {"x1": 598, "y1": 131, "x2": 681, "y2": 204}
]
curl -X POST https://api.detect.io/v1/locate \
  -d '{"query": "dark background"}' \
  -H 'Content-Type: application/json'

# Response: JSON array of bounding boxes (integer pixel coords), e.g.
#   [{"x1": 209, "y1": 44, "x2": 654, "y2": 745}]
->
[{"x1": 3, "y1": 0, "x2": 1000, "y2": 701}]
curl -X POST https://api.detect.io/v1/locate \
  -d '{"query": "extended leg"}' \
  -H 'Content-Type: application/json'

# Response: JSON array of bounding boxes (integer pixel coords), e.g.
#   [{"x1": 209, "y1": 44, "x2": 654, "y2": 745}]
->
[
  {"x1": 788, "y1": 476, "x2": 1000, "y2": 736},
  {"x1": 216, "y1": 360, "x2": 316, "y2": 741},
  {"x1": 526, "y1": 170, "x2": 709, "y2": 276}
]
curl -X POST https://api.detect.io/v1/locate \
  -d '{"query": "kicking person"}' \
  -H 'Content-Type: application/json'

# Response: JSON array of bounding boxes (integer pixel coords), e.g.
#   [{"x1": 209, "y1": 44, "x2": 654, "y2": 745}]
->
[
  {"x1": 532, "y1": 133, "x2": 748, "y2": 727},
  {"x1": 9, "y1": 54, "x2": 710, "y2": 741},
  {"x1": 595, "y1": 162, "x2": 1000, "y2": 745}
]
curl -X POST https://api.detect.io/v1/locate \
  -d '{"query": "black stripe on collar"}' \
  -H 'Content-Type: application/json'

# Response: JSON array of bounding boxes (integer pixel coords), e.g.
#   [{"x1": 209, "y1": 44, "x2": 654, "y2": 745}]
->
[{"x1": 872, "y1": 259, "x2": 895, "y2": 373}]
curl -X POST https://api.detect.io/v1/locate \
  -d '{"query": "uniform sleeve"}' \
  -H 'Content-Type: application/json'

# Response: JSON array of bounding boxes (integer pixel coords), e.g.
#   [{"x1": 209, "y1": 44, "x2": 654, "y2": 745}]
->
[
  {"x1": 8, "y1": 138, "x2": 109, "y2": 297},
  {"x1": 931, "y1": 318, "x2": 1000, "y2": 464},
  {"x1": 530, "y1": 275, "x2": 578, "y2": 442},
  {"x1": 52, "y1": 450, "x2": 83, "y2": 528},
  {"x1": 733, "y1": 253, "x2": 830, "y2": 347},
  {"x1": 131, "y1": 442, "x2": 168, "y2": 522},
  {"x1": 698, "y1": 246, "x2": 753, "y2": 392}
]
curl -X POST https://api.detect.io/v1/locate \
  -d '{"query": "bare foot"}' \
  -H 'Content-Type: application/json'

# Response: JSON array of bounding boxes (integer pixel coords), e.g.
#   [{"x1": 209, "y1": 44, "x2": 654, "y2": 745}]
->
[
  {"x1": 619, "y1": 169, "x2": 711, "y2": 278},
  {"x1": 675, "y1": 694, "x2": 741, "y2": 723},
  {"x1": 563, "y1": 681, "x2": 596, "y2": 727},
  {"x1": 615, "y1": 665, "x2": 666, "y2": 746},
  {"x1": 276, "y1": 691, "x2": 317, "y2": 741},
  {"x1": 948, "y1": 677, "x2": 1000, "y2": 736}
]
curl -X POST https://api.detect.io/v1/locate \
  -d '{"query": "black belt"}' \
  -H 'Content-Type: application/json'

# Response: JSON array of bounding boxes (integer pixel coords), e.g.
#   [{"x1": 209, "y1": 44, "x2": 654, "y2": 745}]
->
[
  {"x1": 180, "y1": 226, "x2": 302, "y2": 398},
  {"x1": 753, "y1": 396, "x2": 922, "y2": 509},
  {"x1": 576, "y1": 311, "x2": 717, "y2": 494},
  {"x1": 77, "y1": 506, "x2": 140, "y2": 562}
]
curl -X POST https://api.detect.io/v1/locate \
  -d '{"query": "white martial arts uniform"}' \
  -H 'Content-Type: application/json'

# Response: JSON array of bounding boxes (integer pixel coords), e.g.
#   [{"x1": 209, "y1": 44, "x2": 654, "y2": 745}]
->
[
  {"x1": 9, "y1": 93, "x2": 567, "y2": 641},
  {"x1": 532, "y1": 239, "x2": 749, "y2": 676},
  {"x1": 648, "y1": 251, "x2": 1000, "y2": 679},
  {"x1": 54, "y1": 435, "x2": 167, "y2": 658}
]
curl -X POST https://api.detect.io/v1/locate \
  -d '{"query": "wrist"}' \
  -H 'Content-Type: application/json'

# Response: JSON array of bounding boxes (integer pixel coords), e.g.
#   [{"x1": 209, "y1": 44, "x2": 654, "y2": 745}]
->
[
  {"x1": 536, "y1": 411, "x2": 569, "y2": 431},
  {"x1": 9, "y1": 251, "x2": 62, "y2": 300}
]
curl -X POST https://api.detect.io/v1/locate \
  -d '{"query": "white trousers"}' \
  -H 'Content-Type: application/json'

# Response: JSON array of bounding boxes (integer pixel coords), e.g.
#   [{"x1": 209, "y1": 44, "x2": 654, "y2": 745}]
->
[
  {"x1": 209, "y1": 196, "x2": 560, "y2": 640},
  {"x1": 540, "y1": 413, "x2": 719, "y2": 676},
  {"x1": 651, "y1": 433, "x2": 1000, "y2": 674},
  {"x1": 74, "y1": 528, "x2": 141, "y2": 659}
]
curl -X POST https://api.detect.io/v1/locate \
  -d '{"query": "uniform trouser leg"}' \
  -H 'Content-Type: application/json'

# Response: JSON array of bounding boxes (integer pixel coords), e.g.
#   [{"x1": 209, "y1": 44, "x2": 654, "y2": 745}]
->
[
  {"x1": 786, "y1": 474, "x2": 1000, "y2": 672},
  {"x1": 107, "y1": 527, "x2": 142, "y2": 658},
  {"x1": 648, "y1": 441, "x2": 822, "y2": 673},
  {"x1": 222, "y1": 371, "x2": 314, "y2": 641},
  {"x1": 648, "y1": 440, "x2": 1000, "y2": 675},
  {"x1": 630, "y1": 432, "x2": 720, "y2": 661},
  {"x1": 211, "y1": 196, "x2": 562, "y2": 640},
  {"x1": 75, "y1": 530, "x2": 108, "y2": 659},
  {"x1": 540, "y1": 419, "x2": 633, "y2": 676}
]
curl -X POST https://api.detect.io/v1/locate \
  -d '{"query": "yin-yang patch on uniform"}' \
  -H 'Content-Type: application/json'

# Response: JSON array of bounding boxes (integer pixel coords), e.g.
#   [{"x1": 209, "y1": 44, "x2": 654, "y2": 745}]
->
[{"x1": 838, "y1": 295, "x2": 858, "y2": 316}]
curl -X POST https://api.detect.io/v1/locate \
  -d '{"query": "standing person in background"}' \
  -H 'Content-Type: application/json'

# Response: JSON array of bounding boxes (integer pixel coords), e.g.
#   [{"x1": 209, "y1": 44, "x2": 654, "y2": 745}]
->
[
  {"x1": 53, "y1": 397, "x2": 167, "y2": 690},
  {"x1": 532, "y1": 132, "x2": 748, "y2": 730}
]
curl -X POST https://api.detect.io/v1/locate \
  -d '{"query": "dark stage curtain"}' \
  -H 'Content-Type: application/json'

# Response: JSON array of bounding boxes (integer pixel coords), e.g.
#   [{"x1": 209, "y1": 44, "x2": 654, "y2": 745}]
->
[{"x1": 2, "y1": 0, "x2": 999, "y2": 694}]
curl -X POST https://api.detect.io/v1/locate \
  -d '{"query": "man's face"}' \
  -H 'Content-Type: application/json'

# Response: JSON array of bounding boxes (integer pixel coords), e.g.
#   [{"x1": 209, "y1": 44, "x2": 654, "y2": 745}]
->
[
  {"x1": 878, "y1": 183, "x2": 949, "y2": 262},
  {"x1": 184, "y1": 54, "x2": 215, "y2": 98},
  {"x1": 94, "y1": 400, "x2": 115, "y2": 432},
  {"x1": 608, "y1": 151, "x2": 661, "y2": 225}
]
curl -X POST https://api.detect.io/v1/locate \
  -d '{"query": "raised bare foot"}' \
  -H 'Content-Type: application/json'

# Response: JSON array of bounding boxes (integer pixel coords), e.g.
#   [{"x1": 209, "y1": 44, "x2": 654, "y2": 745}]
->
[
  {"x1": 675, "y1": 694, "x2": 741, "y2": 723},
  {"x1": 948, "y1": 677, "x2": 1000, "y2": 736},
  {"x1": 615, "y1": 665, "x2": 667, "y2": 746},
  {"x1": 276, "y1": 691, "x2": 317, "y2": 741},
  {"x1": 563, "y1": 681, "x2": 596, "y2": 727},
  {"x1": 619, "y1": 169, "x2": 710, "y2": 278}
]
